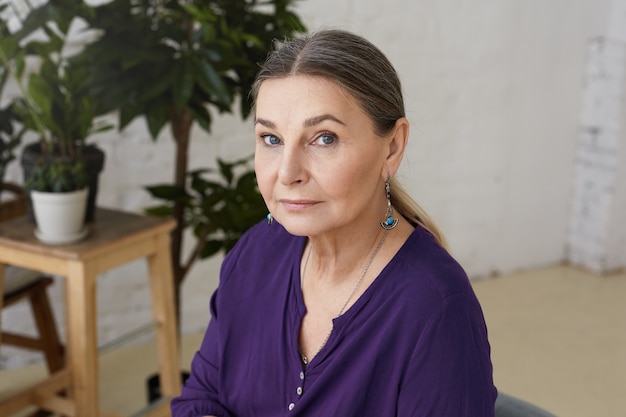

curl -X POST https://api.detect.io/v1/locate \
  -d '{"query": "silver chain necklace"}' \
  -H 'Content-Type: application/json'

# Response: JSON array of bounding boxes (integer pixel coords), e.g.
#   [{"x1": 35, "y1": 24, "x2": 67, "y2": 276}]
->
[{"x1": 299, "y1": 229, "x2": 390, "y2": 366}]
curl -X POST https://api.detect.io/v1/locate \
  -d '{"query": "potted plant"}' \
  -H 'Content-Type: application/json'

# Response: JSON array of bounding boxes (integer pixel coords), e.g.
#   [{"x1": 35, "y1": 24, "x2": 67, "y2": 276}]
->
[
  {"x1": 0, "y1": 1, "x2": 111, "y2": 242},
  {"x1": 76, "y1": 0, "x2": 306, "y2": 323}
]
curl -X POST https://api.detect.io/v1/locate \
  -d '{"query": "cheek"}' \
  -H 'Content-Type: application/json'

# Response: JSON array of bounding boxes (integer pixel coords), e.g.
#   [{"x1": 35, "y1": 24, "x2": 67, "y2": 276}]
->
[
  {"x1": 318, "y1": 155, "x2": 383, "y2": 211},
  {"x1": 315, "y1": 162, "x2": 367, "y2": 199},
  {"x1": 254, "y1": 157, "x2": 274, "y2": 200}
]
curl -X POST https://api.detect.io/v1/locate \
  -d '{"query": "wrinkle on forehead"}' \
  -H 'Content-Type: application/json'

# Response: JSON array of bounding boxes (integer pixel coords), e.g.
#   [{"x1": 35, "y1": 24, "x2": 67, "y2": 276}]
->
[{"x1": 253, "y1": 75, "x2": 362, "y2": 122}]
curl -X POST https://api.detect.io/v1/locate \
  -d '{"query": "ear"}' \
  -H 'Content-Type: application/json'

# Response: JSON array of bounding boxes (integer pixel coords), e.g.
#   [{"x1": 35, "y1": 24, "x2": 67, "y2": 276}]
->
[{"x1": 381, "y1": 117, "x2": 409, "y2": 178}]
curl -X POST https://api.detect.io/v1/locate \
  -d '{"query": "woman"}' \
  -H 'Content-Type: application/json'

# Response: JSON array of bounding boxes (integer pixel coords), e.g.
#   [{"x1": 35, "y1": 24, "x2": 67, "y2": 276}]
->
[{"x1": 171, "y1": 29, "x2": 497, "y2": 417}]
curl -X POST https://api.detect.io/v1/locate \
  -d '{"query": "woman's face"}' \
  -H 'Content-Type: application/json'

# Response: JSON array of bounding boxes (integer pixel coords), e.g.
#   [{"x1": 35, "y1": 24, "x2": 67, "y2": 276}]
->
[{"x1": 254, "y1": 75, "x2": 390, "y2": 237}]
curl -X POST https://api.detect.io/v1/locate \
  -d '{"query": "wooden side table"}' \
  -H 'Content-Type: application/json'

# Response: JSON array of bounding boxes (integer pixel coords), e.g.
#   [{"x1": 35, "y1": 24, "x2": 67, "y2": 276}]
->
[{"x1": 0, "y1": 208, "x2": 181, "y2": 417}]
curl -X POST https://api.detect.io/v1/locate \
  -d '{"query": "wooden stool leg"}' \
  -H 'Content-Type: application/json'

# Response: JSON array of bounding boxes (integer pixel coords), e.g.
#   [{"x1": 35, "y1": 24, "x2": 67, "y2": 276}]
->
[
  {"x1": 0, "y1": 264, "x2": 5, "y2": 349},
  {"x1": 65, "y1": 261, "x2": 99, "y2": 417},
  {"x1": 30, "y1": 283, "x2": 66, "y2": 417},
  {"x1": 29, "y1": 283, "x2": 65, "y2": 373},
  {"x1": 146, "y1": 233, "x2": 181, "y2": 399}
]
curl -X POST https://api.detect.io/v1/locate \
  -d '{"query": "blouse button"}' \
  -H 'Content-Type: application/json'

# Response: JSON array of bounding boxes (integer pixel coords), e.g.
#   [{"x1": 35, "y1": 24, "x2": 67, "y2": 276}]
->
[
  {"x1": 297, "y1": 386, "x2": 303, "y2": 395},
  {"x1": 300, "y1": 371, "x2": 304, "y2": 380},
  {"x1": 288, "y1": 402, "x2": 295, "y2": 411}
]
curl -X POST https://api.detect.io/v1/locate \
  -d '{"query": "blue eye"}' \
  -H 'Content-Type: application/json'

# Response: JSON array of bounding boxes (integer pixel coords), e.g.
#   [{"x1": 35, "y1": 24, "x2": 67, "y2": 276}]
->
[
  {"x1": 316, "y1": 133, "x2": 336, "y2": 145},
  {"x1": 262, "y1": 134, "x2": 281, "y2": 145}
]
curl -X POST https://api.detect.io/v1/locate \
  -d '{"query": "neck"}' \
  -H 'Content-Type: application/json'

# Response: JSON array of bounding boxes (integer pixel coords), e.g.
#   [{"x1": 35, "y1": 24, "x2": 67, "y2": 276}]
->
[{"x1": 302, "y1": 224, "x2": 388, "y2": 285}]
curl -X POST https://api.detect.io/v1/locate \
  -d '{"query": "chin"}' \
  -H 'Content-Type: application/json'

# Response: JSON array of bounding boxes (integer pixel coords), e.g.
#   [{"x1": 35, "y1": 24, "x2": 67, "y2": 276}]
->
[
  {"x1": 275, "y1": 216, "x2": 327, "y2": 237},
  {"x1": 277, "y1": 221, "x2": 313, "y2": 237}
]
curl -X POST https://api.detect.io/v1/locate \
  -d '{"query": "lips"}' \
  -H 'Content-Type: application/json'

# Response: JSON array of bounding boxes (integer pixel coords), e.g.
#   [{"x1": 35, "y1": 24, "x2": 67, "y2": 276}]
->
[{"x1": 279, "y1": 199, "x2": 319, "y2": 211}]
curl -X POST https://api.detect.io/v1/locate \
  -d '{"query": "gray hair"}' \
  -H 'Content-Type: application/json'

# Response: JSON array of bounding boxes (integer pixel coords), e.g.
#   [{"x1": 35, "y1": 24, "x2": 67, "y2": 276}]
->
[{"x1": 252, "y1": 29, "x2": 403, "y2": 136}]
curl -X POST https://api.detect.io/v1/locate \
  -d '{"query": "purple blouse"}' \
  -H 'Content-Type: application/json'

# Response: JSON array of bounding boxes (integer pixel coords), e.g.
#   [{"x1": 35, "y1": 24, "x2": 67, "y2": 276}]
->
[{"x1": 171, "y1": 221, "x2": 497, "y2": 417}]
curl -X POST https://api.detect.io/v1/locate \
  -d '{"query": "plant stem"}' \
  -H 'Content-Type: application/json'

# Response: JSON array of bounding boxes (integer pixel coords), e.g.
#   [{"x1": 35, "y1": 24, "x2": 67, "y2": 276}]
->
[
  {"x1": 181, "y1": 226, "x2": 209, "y2": 280},
  {"x1": 169, "y1": 105, "x2": 193, "y2": 328}
]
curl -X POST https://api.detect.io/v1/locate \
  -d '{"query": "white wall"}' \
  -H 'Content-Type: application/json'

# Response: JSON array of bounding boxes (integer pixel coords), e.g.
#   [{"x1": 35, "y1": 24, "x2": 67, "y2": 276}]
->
[
  {"x1": 608, "y1": 136, "x2": 626, "y2": 268},
  {"x1": 567, "y1": 0, "x2": 626, "y2": 272},
  {"x1": 2, "y1": 0, "x2": 616, "y2": 368}
]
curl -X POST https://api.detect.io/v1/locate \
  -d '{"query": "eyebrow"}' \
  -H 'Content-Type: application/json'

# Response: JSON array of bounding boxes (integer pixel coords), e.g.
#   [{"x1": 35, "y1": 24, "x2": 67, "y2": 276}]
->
[
  {"x1": 254, "y1": 114, "x2": 346, "y2": 129},
  {"x1": 254, "y1": 118, "x2": 275, "y2": 129},
  {"x1": 304, "y1": 114, "x2": 346, "y2": 127}
]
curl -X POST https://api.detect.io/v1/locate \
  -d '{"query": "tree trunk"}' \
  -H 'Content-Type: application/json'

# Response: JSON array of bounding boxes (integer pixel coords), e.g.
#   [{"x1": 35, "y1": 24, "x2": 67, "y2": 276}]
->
[{"x1": 169, "y1": 107, "x2": 193, "y2": 329}]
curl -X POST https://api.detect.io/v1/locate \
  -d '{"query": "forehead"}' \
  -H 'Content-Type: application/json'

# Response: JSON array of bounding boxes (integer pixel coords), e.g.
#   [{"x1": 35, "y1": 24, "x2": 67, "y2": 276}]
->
[{"x1": 255, "y1": 75, "x2": 364, "y2": 119}]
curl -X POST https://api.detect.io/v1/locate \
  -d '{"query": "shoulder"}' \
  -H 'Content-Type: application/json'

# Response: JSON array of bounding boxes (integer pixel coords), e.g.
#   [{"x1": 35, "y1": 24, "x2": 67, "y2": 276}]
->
[
  {"x1": 381, "y1": 227, "x2": 480, "y2": 320},
  {"x1": 396, "y1": 227, "x2": 472, "y2": 296},
  {"x1": 382, "y1": 228, "x2": 491, "y2": 349}
]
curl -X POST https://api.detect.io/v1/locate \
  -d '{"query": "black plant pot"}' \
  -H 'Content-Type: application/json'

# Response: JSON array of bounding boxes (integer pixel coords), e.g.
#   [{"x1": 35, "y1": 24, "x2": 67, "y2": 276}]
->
[{"x1": 20, "y1": 142, "x2": 106, "y2": 222}]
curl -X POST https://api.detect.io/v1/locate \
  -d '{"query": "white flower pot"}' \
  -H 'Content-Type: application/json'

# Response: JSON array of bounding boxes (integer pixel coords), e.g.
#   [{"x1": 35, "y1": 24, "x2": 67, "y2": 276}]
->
[{"x1": 31, "y1": 188, "x2": 89, "y2": 245}]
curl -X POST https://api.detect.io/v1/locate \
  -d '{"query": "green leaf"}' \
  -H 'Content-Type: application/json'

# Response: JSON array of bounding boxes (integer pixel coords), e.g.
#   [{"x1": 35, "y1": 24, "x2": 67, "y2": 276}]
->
[
  {"x1": 145, "y1": 184, "x2": 189, "y2": 201},
  {"x1": 200, "y1": 239, "x2": 223, "y2": 259},
  {"x1": 236, "y1": 171, "x2": 260, "y2": 192},
  {"x1": 0, "y1": 37, "x2": 17, "y2": 59},
  {"x1": 173, "y1": 60, "x2": 195, "y2": 110},
  {"x1": 190, "y1": 175, "x2": 223, "y2": 195},
  {"x1": 145, "y1": 102, "x2": 169, "y2": 139},
  {"x1": 27, "y1": 74, "x2": 53, "y2": 115},
  {"x1": 139, "y1": 67, "x2": 176, "y2": 102},
  {"x1": 144, "y1": 205, "x2": 174, "y2": 217},
  {"x1": 192, "y1": 58, "x2": 232, "y2": 107},
  {"x1": 217, "y1": 158, "x2": 234, "y2": 185},
  {"x1": 119, "y1": 107, "x2": 139, "y2": 131},
  {"x1": 188, "y1": 99, "x2": 213, "y2": 132}
]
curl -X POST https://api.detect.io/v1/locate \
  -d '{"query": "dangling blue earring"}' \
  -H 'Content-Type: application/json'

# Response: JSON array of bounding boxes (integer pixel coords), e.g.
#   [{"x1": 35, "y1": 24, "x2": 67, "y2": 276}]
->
[
  {"x1": 267, "y1": 213, "x2": 273, "y2": 225},
  {"x1": 380, "y1": 177, "x2": 398, "y2": 230}
]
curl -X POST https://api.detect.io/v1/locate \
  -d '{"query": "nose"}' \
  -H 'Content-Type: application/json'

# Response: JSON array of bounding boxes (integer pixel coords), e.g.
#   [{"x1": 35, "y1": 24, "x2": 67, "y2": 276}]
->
[{"x1": 277, "y1": 144, "x2": 305, "y2": 185}]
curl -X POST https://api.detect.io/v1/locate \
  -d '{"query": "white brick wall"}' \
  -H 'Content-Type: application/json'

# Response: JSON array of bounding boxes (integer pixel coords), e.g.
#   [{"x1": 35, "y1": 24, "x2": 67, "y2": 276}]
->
[
  {"x1": 568, "y1": 39, "x2": 625, "y2": 272},
  {"x1": 2, "y1": 0, "x2": 618, "y2": 368},
  {"x1": 568, "y1": 0, "x2": 626, "y2": 273}
]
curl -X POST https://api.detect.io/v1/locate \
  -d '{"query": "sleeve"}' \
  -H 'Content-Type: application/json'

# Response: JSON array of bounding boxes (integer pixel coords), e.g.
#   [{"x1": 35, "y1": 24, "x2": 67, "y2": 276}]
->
[
  {"x1": 169, "y1": 291, "x2": 233, "y2": 417},
  {"x1": 397, "y1": 292, "x2": 497, "y2": 417},
  {"x1": 170, "y1": 230, "x2": 249, "y2": 417}
]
